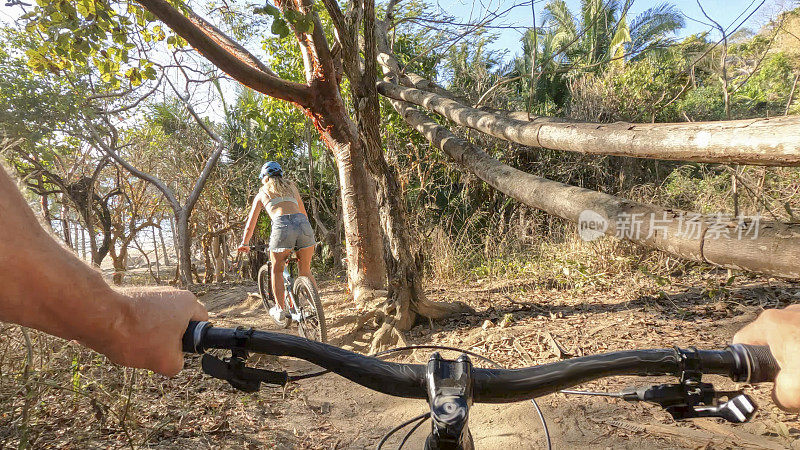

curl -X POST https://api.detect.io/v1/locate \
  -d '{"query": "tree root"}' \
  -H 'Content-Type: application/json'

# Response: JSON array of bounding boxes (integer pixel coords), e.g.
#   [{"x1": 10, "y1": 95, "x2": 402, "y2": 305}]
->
[
  {"x1": 369, "y1": 315, "x2": 409, "y2": 354},
  {"x1": 365, "y1": 293, "x2": 473, "y2": 354},
  {"x1": 352, "y1": 287, "x2": 390, "y2": 308},
  {"x1": 348, "y1": 308, "x2": 384, "y2": 335},
  {"x1": 412, "y1": 296, "x2": 474, "y2": 320}
]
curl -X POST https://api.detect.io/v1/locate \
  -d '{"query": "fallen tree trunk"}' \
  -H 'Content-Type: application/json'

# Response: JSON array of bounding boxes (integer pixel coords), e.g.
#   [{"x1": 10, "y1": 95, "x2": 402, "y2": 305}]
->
[
  {"x1": 384, "y1": 97, "x2": 800, "y2": 280},
  {"x1": 377, "y1": 81, "x2": 800, "y2": 167}
]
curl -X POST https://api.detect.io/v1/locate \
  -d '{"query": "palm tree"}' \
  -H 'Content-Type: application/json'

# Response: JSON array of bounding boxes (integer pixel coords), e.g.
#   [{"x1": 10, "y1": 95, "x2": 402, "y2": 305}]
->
[
  {"x1": 514, "y1": 28, "x2": 571, "y2": 113},
  {"x1": 541, "y1": 0, "x2": 684, "y2": 68},
  {"x1": 514, "y1": 0, "x2": 684, "y2": 112},
  {"x1": 627, "y1": 3, "x2": 687, "y2": 57}
]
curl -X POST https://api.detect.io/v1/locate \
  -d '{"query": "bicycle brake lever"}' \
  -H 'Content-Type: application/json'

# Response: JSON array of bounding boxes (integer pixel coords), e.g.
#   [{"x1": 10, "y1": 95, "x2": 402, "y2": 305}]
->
[
  {"x1": 201, "y1": 354, "x2": 288, "y2": 393},
  {"x1": 620, "y1": 384, "x2": 757, "y2": 423},
  {"x1": 675, "y1": 394, "x2": 757, "y2": 423}
]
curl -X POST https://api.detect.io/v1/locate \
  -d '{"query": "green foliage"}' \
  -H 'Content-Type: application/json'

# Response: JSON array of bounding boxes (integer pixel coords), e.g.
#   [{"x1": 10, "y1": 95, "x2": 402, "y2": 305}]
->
[
  {"x1": 678, "y1": 85, "x2": 724, "y2": 120},
  {"x1": 567, "y1": 47, "x2": 689, "y2": 121},
  {"x1": 20, "y1": 0, "x2": 167, "y2": 88},
  {"x1": 661, "y1": 165, "x2": 731, "y2": 213},
  {"x1": 392, "y1": 32, "x2": 440, "y2": 81},
  {"x1": 733, "y1": 52, "x2": 795, "y2": 114},
  {"x1": 0, "y1": 30, "x2": 82, "y2": 143},
  {"x1": 511, "y1": 0, "x2": 684, "y2": 113},
  {"x1": 443, "y1": 37, "x2": 508, "y2": 104},
  {"x1": 262, "y1": 32, "x2": 306, "y2": 83},
  {"x1": 254, "y1": 3, "x2": 315, "y2": 38}
]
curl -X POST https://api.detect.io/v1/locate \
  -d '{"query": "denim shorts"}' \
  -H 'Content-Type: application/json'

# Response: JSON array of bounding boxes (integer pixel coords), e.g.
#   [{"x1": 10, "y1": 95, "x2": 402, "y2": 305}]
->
[{"x1": 269, "y1": 213, "x2": 316, "y2": 252}]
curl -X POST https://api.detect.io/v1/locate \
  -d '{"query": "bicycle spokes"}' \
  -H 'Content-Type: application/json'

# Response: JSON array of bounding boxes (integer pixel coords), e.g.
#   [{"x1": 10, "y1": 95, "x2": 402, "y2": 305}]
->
[{"x1": 297, "y1": 306, "x2": 320, "y2": 340}]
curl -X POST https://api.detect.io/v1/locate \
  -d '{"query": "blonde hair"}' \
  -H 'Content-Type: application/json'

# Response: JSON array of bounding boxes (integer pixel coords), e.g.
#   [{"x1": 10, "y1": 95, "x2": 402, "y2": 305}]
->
[{"x1": 261, "y1": 175, "x2": 295, "y2": 199}]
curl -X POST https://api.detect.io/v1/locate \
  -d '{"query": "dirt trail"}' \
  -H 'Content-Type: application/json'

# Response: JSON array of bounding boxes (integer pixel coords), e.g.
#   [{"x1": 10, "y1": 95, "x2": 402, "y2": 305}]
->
[
  {"x1": 197, "y1": 282, "x2": 554, "y2": 448},
  {"x1": 192, "y1": 276, "x2": 799, "y2": 449}
]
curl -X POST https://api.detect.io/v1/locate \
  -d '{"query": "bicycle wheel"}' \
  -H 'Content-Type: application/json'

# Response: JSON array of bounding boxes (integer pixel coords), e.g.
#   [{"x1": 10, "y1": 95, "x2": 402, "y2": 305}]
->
[
  {"x1": 257, "y1": 263, "x2": 289, "y2": 328},
  {"x1": 292, "y1": 276, "x2": 327, "y2": 343}
]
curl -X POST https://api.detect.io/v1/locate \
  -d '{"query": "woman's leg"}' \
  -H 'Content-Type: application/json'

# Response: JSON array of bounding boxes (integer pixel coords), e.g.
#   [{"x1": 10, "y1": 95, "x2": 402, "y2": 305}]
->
[
  {"x1": 296, "y1": 245, "x2": 317, "y2": 289},
  {"x1": 270, "y1": 249, "x2": 292, "y2": 309}
]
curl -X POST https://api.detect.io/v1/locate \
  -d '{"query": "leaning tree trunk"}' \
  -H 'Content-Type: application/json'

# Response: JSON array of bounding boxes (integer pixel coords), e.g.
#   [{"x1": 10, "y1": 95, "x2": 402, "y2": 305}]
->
[
  {"x1": 386, "y1": 97, "x2": 800, "y2": 279},
  {"x1": 375, "y1": 81, "x2": 800, "y2": 166}
]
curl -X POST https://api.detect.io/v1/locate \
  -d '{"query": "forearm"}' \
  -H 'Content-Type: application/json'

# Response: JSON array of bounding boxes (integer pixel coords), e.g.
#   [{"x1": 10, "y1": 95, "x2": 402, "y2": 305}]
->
[
  {"x1": 0, "y1": 166, "x2": 131, "y2": 356},
  {"x1": 241, "y1": 220, "x2": 256, "y2": 245},
  {"x1": 239, "y1": 197, "x2": 261, "y2": 245}
]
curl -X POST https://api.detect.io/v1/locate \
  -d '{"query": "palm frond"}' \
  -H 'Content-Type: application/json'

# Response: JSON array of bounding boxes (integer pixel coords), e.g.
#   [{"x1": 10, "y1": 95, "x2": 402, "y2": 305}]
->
[
  {"x1": 544, "y1": 0, "x2": 577, "y2": 39},
  {"x1": 609, "y1": 12, "x2": 631, "y2": 62},
  {"x1": 629, "y1": 3, "x2": 685, "y2": 55}
]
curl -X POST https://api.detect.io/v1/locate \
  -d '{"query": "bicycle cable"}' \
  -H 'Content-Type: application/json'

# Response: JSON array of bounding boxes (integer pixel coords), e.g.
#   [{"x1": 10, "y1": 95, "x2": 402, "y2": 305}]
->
[
  {"x1": 397, "y1": 412, "x2": 431, "y2": 449},
  {"x1": 278, "y1": 339, "x2": 552, "y2": 449},
  {"x1": 371, "y1": 344, "x2": 552, "y2": 450},
  {"x1": 375, "y1": 412, "x2": 430, "y2": 450}
]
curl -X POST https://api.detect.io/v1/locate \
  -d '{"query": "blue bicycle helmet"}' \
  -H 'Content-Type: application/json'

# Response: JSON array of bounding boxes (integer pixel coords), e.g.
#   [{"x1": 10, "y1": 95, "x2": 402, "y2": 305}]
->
[{"x1": 259, "y1": 161, "x2": 283, "y2": 178}]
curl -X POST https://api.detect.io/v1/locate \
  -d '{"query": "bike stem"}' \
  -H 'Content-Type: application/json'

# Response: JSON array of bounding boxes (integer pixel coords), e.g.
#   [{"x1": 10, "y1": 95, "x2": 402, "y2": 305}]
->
[{"x1": 425, "y1": 352, "x2": 474, "y2": 450}]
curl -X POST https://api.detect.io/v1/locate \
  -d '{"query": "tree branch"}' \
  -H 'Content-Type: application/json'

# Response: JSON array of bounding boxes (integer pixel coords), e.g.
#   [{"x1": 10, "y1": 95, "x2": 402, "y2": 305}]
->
[
  {"x1": 164, "y1": 78, "x2": 226, "y2": 214},
  {"x1": 135, "y1": 0, "x2": 313, "y2": 106},
  {"x1": 86, "y1": 122, "x2": 181, "y2": 209},
  {"x1": 320, "y1": 0, "x2": 348, "y2": 43}
]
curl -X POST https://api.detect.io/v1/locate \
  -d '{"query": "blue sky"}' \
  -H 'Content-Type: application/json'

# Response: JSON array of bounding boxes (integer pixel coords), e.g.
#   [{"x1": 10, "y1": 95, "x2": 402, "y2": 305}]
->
[{"x1": 433, "y1": 0, "x2": 788, "y2": 60}]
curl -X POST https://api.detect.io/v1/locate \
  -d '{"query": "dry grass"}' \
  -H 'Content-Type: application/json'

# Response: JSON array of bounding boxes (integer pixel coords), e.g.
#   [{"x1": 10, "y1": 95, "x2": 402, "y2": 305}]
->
[{"x1": 422, "y1": 210, "x2": 685, "y2": 295}]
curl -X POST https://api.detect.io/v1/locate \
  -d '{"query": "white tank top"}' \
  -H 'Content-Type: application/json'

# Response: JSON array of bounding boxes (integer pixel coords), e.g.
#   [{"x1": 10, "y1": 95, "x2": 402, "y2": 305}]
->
[{"x1": 260, "y1": 183, "x2": 299, "y2": 218}]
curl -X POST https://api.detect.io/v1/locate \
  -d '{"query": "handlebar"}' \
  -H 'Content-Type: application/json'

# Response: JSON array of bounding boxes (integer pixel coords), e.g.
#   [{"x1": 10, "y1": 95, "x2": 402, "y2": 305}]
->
[{"x1": 182, "y1": 321, "x2": 778, "y2": 403}]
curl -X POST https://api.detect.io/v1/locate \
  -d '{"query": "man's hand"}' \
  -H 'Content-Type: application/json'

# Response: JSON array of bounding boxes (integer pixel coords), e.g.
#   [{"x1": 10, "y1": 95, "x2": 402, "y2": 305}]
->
[
  {"x1": 105, "y1": 287, "x2": 208, "y2": 377},
  {"x1": 237, "y1": 244, "x2": 250, "y2": 253},
  {"x1": 0, "y1": 165, "x2": 207, "y2": 378},
  {"x1": 733, "y1": 305, "x2": 800, "y2": 412}
]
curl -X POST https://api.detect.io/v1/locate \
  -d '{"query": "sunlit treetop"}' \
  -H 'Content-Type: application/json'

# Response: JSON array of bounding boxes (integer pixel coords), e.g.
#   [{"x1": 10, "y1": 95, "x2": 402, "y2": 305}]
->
[{"x1": 20, "y1": 0, "x2": 190, "y2": 88}]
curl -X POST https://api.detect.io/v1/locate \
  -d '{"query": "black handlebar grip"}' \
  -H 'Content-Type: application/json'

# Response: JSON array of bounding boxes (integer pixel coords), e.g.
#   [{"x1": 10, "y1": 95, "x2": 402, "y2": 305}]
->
[
  {"x1": 182, "y1": 321, "x2": 211, "y2": 354},
  {"x1": 727, "y1": 343, "x2": 780, "y2": 384}
]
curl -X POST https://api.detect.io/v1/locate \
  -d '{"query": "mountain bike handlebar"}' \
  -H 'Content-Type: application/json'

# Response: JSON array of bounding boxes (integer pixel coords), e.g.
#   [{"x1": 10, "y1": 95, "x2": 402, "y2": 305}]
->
[{"x1": 182, "y1": 321, "x2": 778, "y2": 403}]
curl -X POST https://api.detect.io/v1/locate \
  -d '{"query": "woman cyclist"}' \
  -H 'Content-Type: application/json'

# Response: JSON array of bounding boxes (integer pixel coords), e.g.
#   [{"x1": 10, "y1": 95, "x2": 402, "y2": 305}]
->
[{"x1": 238, "y1": 161, "x2": 317, "y2": 323}]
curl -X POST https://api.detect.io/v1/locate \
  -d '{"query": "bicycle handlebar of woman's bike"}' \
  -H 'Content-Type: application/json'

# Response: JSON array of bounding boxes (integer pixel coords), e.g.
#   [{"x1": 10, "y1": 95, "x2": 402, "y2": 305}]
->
[{"x1": 182, "y1": 321, "x2": 778, "y2": 403}]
